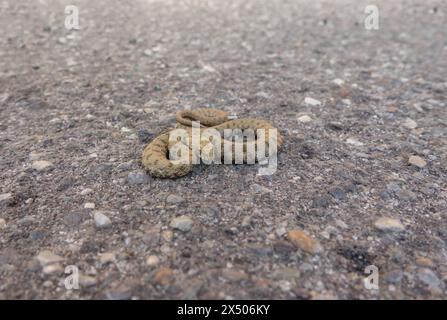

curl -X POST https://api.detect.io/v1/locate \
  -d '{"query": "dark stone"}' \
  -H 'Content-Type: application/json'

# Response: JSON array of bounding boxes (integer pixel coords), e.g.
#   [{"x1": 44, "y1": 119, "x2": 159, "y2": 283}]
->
[
  {"x1": 63, "y1": 212, "x2": 84, "y2": 227},
  {"x1": 57, "y1": 177, "x2": 75, "y2": 191},
  {"x1": 29, "y1": 230, "x2": 46, "y2": 241},
  {"x1": 336, "y1": 245, "x2": 376, "y2": 273},
  {"x1": 311, "y1": 194, "x2": 331, "y2": 208},
  {"x1": 137, "y1": 129, "x2": 153, "y2": 144},
  {"x1": 329, "y1": 187, "x2": 347, "y2": 201}
]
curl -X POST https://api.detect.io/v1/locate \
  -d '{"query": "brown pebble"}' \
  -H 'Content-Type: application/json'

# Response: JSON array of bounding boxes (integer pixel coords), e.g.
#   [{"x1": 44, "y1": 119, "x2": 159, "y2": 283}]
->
[
  {"x1": 154, "y1": 267, "x2": 174, "y2": 285},
  {"x1": 408, "y1": 155, "x2": 427, "y2": 168},
  {"x1": 287, "y1": 230, "x2": 322, "y2": 254}
]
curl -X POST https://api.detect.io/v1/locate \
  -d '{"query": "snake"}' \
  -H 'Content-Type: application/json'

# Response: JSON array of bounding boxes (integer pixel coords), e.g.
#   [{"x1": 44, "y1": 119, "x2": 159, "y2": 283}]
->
[{"x1": 141, "y1": 108, "x2": 283, "y2": 178}]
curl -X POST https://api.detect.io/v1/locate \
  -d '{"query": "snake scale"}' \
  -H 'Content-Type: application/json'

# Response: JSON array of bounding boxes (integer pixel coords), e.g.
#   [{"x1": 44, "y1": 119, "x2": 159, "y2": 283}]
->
[{"x1": 141, "y1": 108, "x2": 283, "y2": 178}]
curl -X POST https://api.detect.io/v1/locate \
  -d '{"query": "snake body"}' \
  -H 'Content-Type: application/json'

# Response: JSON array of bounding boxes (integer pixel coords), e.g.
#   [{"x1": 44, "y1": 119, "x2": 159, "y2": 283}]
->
[{"x1": 141, "y1": 109, "x2": 283, "y2": 178}]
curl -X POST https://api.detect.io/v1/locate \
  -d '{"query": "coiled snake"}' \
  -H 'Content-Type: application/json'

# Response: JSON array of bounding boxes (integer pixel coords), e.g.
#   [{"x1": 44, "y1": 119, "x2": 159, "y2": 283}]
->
[{"x1": 141, "y1": 108, "x2": 283, "y2": 178}]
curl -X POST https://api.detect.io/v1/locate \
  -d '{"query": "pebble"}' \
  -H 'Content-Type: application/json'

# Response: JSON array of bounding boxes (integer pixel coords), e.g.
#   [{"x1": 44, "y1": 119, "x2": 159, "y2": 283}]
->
[
  {"x1": 84, "y1": 202, "x2": 95, "y2": 209},
  {"x1": 275, "y1": 226, "x2": 287, "y2": 237},
  {"x1": 93, "y1": 211, "x2": 112, "y2": 228},
  {"x1": 402, "y1": 118, "x2": 418, "y2": 129},
  {"x1": 79, "y1": 275, "x2": 97, "y2": 287},
  {"x1": 287, "y1": 230, "x2": 323, "y2": 254},
  {"x1": 346, "y1": 138, "x2": 364, "y2": 146},
  {"x1": 127, "y1": 170, "x2": 149, "y2": 185},
  {"x1": 80, "y1": 188, "x2": 93, "y2": 196},
  {"x1": 304, "y1": 97, "x2": 322, "y2": 106},
  {"x1": 251, "y1": 184, "x2": 272, "y2": 194},
  {"x1": 154, "y1": 267, "x2": 174, "y2": 285},
  {"x1": 137, "y1": 129, "x2": 153, "y2": 143},
  {"x1": 273, "y1": 268, "x2": 301, "y2": 281},
  {"x1": 166, "y1": 194, "x2": 185, "y2": 204},
  {"x1": 120, "y1": 127, "x2": 132, "y2": 133},
  {"x1": 98, "y1": 252, "x2": 115, "y2": 264},
  {"x1": 0, "y1": 218, "x2": 6, "y2": 228},
  {"x1": 416, "y1": 257, "x2": 434, "y2": 267},
  {"x1": 332, "y1": 78, "x2": 345, "y2": 86},
  {"x1": 0, "y1": 193, "x2": 13, "y2": 206},
  {"x1": 417, "y1": 268, "x2": 443, "y2": 293},
  {"x1": 63, "y1": 212, "x2": 84, "y2": 226},
  {"x1": 255, "y1": 91, "x2": 270, "y2": 99},
  {"x1": 297, "y1": 115, "x2": 313, "y2": 123},
  {"x1": 161, "y1": 230, "x2": 174, "y2": 242},
  {"x1": 32, "y1": 160, "x2": 53, "y2": 171},
  {"x1": 57, "y1": 37, "x2": 67, "y2": 44},
  {"x1": 146, "y1": 255, "x2": 160, "y2": 267},
  {"x1": 222, "y1": 268, "x2": 249, "y2": 281},
  {"x1": 170, "y1": 215, "x2": 193, "y2": 232},
  {"x1": 43, "y1": 263, "x2": 63, "y2": 275},
  {"x1": 374, "y1": 217, "x2": 405, "y2": 232},
  {"x1": 36, "y1": 250, "x2": 64, "y2": 266},
  {"x1": 408, "y1": 155, "x2": 427, "y2": 168},
  {"x1": 385, "y1": 270, "x2": 404, "y2": 284}
]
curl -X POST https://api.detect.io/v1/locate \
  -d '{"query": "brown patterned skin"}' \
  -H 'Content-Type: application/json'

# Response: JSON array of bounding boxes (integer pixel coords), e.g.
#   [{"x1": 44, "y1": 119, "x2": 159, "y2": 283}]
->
[{"x1": 141, "y1": 108, "x2": 283, "y2": 178}]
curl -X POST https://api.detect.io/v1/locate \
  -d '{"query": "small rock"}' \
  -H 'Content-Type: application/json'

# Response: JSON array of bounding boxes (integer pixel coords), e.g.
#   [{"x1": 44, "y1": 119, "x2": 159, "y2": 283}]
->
[
  {"x1": 104, "y1": 286, "x2": 133, "y2": 300},
  {"x1": 346, "y1": 138, "x2": 364, "y2": 146},
  {"x1": 402, "y1": 118, "x2": 418, "y2": 129},
  {"x1": 417, "y1": 268, "x2": 443, "y2": 293},
  {"x1": 84, "y1": 202, "x2": 95, "y2": 209},
  {"x1": 98, "y1": 252, "x2": 115, "y2": 264},
  {"x1": 332, "y1": 78, "x2": 345, "y2": 86},
  {"x1": 120, "y1": 127, "x2": 132, "y2": 133},
  {"x1": 127, "y1": 170, "x2": 149, "y2": 185},
  {"x1": 166, "y1": 194, "x2": 185, "y2": 204},
  {"x1": 374, "y1": 217, "x2": 405, "y2": 232},
  {"x1": 335, "y1": 219, "x2": 348, "y2": 229},
  {"x1": 56, "y1": 177, "x2": 75, "y2": 191},
  {"x1": 32, "y1": 160, "x2": 53, "y2": 171},
  {"x1": 161, "y1": 230, "x2": 174, "y2": 242},
  {"x1": 416, "y1": 257, "x2": 434, "y2": 267},
  {"x1": 275, "y1": 226, "x2": 287, "y2": 237},
  {"x1": 202, "y1": 64, "x2": 217, "y2": 73},
  {"x1": 93, "y1": 211, "x2": 112, "y2": 229},
  {"x1": 273, "y1": 268, "x2": 301, "y2": 280},
  {"x1": 36, "y1": 250, "x2": 64, "y2": 266},
  {"x1": 79, "y1": 275, "x2": 97, "y2": 287},
  {"x1": 63, "y1": 212, "x2": 84, "y2": 226},
  {"x1": 170, "y1": 215, "x2": 193, "y2": 232},
  {"x1": 251, "y1": 184, "x2": 272, "y2": 194},
  {"x1": 43, "y1": 263, "x2": 63, "y2": 275},
  {"x1": 137, "y1": 129, "x2": 153, "y2": 143},
  {"x1": 57, "y1": 37, "x2": 67, "y2": 44},
  {"x1": 154, "y1": 267, "x2": 174, "y2": 285},
  {"x1": 0, "y1": 193, "x2": 13, "y2": 206},
  {"x1": 0, "y1": 218, "x2": 6, "y2": 228},
  {"x1": 408, "y1": 155, "x2": 427, "y2": 168},
  {"x1": 80, "y1": 188, "x2": 93, "y2": 196},
  {"x1": 222, "y1": 268, "x2": 249, "y2": 281},
  {"x1": 287, "y1": 230, "x2": 323, "y2": 254},
  {"x1": 255, "y1": 91, "x2": 269, "y2": 99},
  {"x1": 146, "y1": 255, "x2": 160, "y2": 267},
  {"x1": 385, "y1": 270, "x2": 404, "y2": 284},
  {"x1": 304, "y1": 97, "x2": 322, "y2": 106},
  {"x1": 297, "y1": 115, "x2": 312, "y2": 123}
]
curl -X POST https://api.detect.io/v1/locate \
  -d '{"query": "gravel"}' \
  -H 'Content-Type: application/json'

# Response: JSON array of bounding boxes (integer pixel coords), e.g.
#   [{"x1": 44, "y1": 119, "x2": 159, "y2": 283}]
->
[
  {"x1": 0, "y1": 0, "x2": 446, "y2": 300},
  {"x1": 93, "y1": 211, "x2": 113, "y2": 229},
  {"x1": 169, "y1": 216, "x2": 194, "y2": 232}
]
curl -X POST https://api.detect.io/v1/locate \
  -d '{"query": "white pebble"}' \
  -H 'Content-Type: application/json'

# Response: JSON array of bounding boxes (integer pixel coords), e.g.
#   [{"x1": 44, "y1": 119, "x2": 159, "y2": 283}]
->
[
  {"x1": 304, "y1": 97, "x2": 322, "y2": 106},
  {"x1": 297, "y1": 115, "x2": 313, "y2": 123}
]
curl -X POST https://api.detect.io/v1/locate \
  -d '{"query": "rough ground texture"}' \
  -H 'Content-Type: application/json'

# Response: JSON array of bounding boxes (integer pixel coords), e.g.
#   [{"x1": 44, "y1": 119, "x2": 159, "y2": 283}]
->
[{"x1": 0, "y1": 0, "x2": 446, "y2": 299}]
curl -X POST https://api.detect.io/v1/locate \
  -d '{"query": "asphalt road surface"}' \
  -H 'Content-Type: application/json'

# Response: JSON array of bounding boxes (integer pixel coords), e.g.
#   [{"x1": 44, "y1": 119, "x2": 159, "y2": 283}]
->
[{"x1": 0, "y1": 0, "x2": 446, "y2": 299}]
